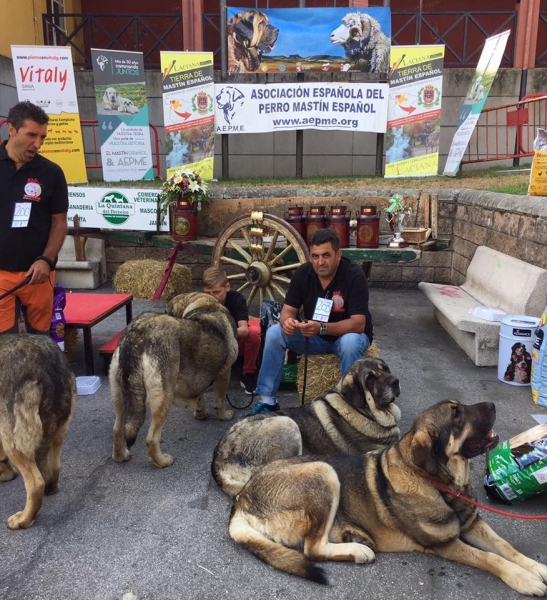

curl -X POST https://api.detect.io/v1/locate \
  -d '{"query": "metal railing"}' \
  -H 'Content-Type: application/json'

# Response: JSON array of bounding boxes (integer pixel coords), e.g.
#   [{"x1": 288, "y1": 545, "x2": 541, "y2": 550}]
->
[
  {"x1": 42, "y1": 9, "x2": 519, "y2": 70},
  {"x1": 461, "y1": 94, "x2": 547, "y2": 168},
  {"x1": 42, "y1": 13, "x2": 183, "y2": 69},
  {"x1": 0, "y1": 119, "x2": 164, "y2": 179}
]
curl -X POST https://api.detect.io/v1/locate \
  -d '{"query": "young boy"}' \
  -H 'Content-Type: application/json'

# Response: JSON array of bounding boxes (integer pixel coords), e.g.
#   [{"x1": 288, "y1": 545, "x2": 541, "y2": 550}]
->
[{"x1": 202, "y1": 266, "x2": 261, "y2": 394}]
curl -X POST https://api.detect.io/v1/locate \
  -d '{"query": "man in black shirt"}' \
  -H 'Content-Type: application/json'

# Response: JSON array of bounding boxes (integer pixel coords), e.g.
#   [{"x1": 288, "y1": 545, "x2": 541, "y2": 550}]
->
[
  {"x1": 0, "y1": 101, "x2": 68, "y2": 334},
  {"x1": 250, "y1": 228, "x2": 373, "y2": 415}
]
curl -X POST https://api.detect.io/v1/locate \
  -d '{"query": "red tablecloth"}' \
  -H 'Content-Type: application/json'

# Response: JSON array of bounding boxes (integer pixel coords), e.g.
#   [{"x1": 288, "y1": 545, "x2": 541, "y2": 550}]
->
[{"x1": 64, "y1": 293, "x2": 132, "y2": 325}]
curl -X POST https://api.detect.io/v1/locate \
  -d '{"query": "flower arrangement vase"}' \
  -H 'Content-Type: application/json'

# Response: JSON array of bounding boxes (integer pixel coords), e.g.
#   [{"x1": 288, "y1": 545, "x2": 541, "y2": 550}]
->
[{"x1": 171, "y1": 198, "x2": 198, "y2": 241}]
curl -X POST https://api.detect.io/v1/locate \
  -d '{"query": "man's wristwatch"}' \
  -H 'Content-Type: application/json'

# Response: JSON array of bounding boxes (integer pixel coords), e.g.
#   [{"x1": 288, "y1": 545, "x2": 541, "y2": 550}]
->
[{"x1": 319, "y1": 322, "x2": 328, "y2": 336}]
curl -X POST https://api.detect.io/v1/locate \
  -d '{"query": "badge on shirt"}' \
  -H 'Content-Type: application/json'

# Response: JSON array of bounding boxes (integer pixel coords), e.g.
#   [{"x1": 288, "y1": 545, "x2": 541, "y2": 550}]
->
[
  {"x1": 12, "y1": 202, "x2": 32, "y2": 228},
  {"x1": 312, "y1": 297, "x2": 333, "y2": 322}
]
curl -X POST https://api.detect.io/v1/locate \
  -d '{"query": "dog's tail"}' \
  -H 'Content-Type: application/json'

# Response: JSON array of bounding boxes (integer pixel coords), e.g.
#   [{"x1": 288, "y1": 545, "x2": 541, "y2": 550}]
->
[
  {"x1": 110, "y1": 348, "x2": 147, "y2": 455},
  {"x1": 229, "y1": 510, "x2": 328, "y2": 584}
]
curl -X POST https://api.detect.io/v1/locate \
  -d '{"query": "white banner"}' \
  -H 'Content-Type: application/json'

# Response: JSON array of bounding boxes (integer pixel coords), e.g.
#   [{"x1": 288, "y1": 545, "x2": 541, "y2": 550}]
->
[
  {"x1": 443, "y1": 30, "x2": 510, "y2": 176},
  {"x1": 11, "y1": 45, "x2": 87, "y2": 183},
  {"x1": 214, "y1": 82, "x2": 389, "y2": 134},
  {"x1": 68, "y1": 187, "x2": 166, "y2": 232}
]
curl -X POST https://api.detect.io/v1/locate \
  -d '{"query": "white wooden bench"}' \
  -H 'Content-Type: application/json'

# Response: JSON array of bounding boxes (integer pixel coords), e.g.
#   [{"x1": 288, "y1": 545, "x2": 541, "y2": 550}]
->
[
  {"x1": 55, "y1": 236, "x2": 107, "y2": 290},
  {"x1": 418, "y1": 246, "x2": 547, "y2": 366}
]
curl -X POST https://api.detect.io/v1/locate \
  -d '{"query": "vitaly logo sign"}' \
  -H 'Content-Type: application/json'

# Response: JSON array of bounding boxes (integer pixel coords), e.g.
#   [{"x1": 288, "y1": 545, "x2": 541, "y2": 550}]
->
[{"x1": 97, "y1": 191, "x2": 135, "y2": 226}]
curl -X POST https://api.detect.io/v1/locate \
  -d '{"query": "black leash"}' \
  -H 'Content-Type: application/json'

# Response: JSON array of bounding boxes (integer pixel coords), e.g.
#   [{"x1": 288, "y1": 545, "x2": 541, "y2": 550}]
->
[
  {"x1": 0, "y1": 275, "x2": 32, "y2": 301},
  {"x1": 301, "y1": 336, "x2": 309, "y2": 406}
]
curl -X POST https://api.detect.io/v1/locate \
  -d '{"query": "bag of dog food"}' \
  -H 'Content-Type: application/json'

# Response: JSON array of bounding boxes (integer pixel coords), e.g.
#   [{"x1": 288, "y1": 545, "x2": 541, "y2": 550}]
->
[
  {"x1": 50, "y1": 284, "x2": 66, "y2": 351},
  {"x1": 528, "y1": 129, "x2": 547, "y2": 196},
  {"x1": 531, "y1": 306, "x2": 547, "y2": 407},
  {"x1": 484, "y1": 424, "x2": 547, "y2": 504}
]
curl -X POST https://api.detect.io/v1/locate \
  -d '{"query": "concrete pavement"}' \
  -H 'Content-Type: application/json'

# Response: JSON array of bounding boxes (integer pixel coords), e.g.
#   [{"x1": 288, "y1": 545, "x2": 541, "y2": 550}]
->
[{"x1": 0, "y1": 287, "x2": 546, "y2": 600}]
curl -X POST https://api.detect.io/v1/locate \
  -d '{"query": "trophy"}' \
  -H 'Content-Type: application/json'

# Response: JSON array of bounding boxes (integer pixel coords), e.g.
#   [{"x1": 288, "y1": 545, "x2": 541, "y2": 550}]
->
[{"x1": 385, "y1": 194, "x2": 412, "y2": 248}]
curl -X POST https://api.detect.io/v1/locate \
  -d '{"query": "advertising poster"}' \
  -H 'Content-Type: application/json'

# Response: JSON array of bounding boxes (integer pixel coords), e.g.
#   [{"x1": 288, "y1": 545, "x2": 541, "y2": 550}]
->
[
  {"x1": 226, "y1": 7, "x2": 391, "y2": 75},
  {"x1": 91, "y1": 49, "x2": 154, "y2": 182},
  {"x1": 67, "y1": 186, "x2": 166, "y2": 232},
  {"x1": 214, "y1": 82, "x2": 389, "y2": 134},
  {"x1": 160, "y1": 52, "x2": 215, "y2": 181},
  {"x1": 444, "y1": 30, "x2": 510, "y2": 176},
  {"x1": 11, "y1": 45, "x2": 87, "y2": 183},
  {"x1": 385, "y1": 45, "x2": 445, "y2": 178}
]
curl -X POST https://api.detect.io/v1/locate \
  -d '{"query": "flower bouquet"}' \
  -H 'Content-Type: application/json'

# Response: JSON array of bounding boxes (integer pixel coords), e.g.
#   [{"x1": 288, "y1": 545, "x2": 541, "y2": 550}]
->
[{"x1": 158, "y1": 168, "x2": 210, "y2": 219}]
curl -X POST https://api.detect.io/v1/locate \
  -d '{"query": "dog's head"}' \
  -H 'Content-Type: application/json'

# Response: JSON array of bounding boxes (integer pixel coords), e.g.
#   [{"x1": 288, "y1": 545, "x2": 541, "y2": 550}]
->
[
  {"x1": 120, "y1": 98, "x2": 139, "y2": 114},
  {"x1": 96, "y1": 55, "x2": 108, "y2": 71},
  {"x1": 166, "y1": 292, "x2": 223, "y2": 319},
  {"x1": 408, "y1": 401, "x2": 499, "y2": 480},
  {"x1": 104, "y1": 87, "x2": 118, "y2": 105},
  {"x1": 228, "y1": 10, "x2": 279, "y2": 71},
  {"x1": 333, "y1": 357, "x2": 401, "y2": 426},
  {"x1": 511, "y1": 343, "x2": 527, "y2": 358}
]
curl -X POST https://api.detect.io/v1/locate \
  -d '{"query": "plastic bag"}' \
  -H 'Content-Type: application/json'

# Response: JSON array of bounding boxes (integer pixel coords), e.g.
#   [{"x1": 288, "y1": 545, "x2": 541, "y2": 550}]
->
[
  {"x1": 50, "y1": 284, "x2": 66, "y2": 351},
  {"x1": 531, "y1": 306, "x2": 547, "y2": 407},
  {"x1": 484, "y1": 424, "x2": 547, "y2": 504},
  {"x1": 527, "y1": 129, "x2": 547, "y2": 196}
]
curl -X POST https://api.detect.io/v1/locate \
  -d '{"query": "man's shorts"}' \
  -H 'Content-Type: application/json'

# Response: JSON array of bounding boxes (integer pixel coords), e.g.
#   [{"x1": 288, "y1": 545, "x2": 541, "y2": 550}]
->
[{"x1": 0, "y1": 270, "x2": 56, "y2": 333}]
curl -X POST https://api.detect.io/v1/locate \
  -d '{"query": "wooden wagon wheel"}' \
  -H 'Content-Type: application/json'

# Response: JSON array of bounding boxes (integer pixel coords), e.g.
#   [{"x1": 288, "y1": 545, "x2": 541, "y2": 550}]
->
[{"x1": 212, "y1": 212, "x2": 309, "y2": 317}]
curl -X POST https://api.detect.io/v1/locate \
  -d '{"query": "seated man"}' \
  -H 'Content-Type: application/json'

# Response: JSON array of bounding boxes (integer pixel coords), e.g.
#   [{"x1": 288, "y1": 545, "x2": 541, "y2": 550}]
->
[
  {"x1": 250, "y1": 228, "x2": 373, "y2": 415},
  {"x1": 202, "y1": 266, "x2": 261, "y2": 394}
]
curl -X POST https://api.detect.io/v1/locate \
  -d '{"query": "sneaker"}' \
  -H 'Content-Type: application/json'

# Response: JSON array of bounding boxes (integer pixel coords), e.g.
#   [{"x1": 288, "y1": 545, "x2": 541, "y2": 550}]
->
[
  {"x1": 247, "y1": 400, "x2": 280, "y2": 416},
  {"x1": 240, "y1": 373, "x2": 258, "y2": 395}
]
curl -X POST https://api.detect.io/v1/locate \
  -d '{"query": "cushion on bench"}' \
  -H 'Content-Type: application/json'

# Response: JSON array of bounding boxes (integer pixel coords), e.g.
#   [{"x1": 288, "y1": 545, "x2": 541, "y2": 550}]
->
[
  {"x1": 419, "y1": 247, "x2": 547, "y2": 366},
  {"x1": 99, "y1": 328, "x2": 127, "y2": 355}
]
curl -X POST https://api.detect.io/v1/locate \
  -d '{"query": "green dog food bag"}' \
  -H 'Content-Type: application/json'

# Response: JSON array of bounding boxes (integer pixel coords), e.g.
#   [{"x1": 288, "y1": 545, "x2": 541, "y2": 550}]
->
[{"x1": 484, "y1": 424, "x2": 547, "y2": 504}]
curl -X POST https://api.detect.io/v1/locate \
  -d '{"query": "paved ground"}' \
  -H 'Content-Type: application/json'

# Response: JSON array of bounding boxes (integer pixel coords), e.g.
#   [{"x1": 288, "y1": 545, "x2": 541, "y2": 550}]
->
[{"x1": 1, "y1": 286, "x2": 546, "y2": 600}]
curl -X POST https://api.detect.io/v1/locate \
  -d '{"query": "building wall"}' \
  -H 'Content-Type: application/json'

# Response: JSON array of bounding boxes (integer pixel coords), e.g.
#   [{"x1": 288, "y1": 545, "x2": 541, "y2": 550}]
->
[{"x1": 102, "y1": 187, "x2": 546, "y2": 289}]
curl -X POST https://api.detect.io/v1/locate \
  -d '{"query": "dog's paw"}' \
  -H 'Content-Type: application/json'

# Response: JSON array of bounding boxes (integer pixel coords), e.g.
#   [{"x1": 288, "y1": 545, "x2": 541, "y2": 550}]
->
[
  {"x1": 194, "y1": 408, "x2": 209, "y2": 420},
  {"x1": 44, "y1": 481, "x2": 59, "y2": 496},
  {"x1": 352, "y1": 544, "x2": 376, "y2": 564},
  {"x1": 0, "y1": 462, "x2": 17, "y2": 482},
  {"x1": 216, "y1": 409, "x2": 234, "y2": 421},
  {"x1": 503, "y1": 564, "x2": 547, "y2": 596},
  {"x1": 151, "y1": 453, "x2": 174, "y2": 468},
  {"x1": 7, "y1": 511, "x2": 35, "y2": 530},
  {"x1": 112, "y1": 448, "x2": 131, "y2": 463},
  {"x1": 528, "y1": 561, "x2": 547, "y2": 583}
]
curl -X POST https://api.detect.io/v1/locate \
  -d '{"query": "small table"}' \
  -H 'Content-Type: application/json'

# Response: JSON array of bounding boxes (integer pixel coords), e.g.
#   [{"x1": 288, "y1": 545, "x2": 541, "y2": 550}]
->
[{"x1": 64, "y1": 293, "x2": 133, "y2": 375}]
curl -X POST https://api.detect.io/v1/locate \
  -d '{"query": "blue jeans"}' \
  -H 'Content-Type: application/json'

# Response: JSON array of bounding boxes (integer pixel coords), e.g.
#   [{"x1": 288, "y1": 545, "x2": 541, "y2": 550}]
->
[{"x1": 255, "y1": 323, "x2": 371, "y2": 398}]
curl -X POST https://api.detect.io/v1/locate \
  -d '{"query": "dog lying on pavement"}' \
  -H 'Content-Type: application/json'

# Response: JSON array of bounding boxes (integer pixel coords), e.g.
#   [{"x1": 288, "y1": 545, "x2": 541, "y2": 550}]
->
[
  {"x1": 212, "y1": 357, "x2": 401, "y2": 497},
  {"x1": 225, "y1": 400, "x2": 547, "y2": 595}
]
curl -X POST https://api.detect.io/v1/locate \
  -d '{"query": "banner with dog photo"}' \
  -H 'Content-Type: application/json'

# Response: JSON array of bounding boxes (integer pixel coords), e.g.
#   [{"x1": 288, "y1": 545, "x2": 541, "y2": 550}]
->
[
  {"x1": 91, "y1": 49, "x2": 154, "y2": 182},
  {"x1": 444, "y1": 30, "x2": 510, "y2": 176},
  {"x1": 385, "y1": 45, "x2": 445, "y2": 178},
  {"x1": 11, "y1": 45, "x2": 87, "y2": 183},
  {"x1": 226, "y1": 6, "x2": 391, "y2": 74},
  {"x1": 160, "y1": 52, "x2": 215, "y2": 181}
]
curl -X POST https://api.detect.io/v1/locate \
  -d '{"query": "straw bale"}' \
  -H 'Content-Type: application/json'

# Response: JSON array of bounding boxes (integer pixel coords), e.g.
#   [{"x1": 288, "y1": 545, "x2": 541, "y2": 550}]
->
[
  {"x1": 64, "y1": 328, "x2": 79, "y2": 364},
  {"x1": 113, "y1": 260, "x2": 191, "y2": 301},
  {"x1": 297, "y1": 341, "x2": 379, "y2": 403}
]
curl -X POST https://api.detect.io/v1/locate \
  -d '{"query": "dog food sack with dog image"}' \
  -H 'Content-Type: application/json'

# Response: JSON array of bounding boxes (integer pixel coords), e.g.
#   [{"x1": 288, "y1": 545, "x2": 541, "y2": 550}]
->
[
  {"x1": 528, "y1": 128, "x2": 547, "y2": 196},
  {"x1": 531, "y1": 306, "x2": 547, "y2": 407},
  {"x1": 50, "y1": 284, "x2": 66, "y2": 351},
  {"x1": 484, "y1": 424, "x2": 547, "y2": 504}
]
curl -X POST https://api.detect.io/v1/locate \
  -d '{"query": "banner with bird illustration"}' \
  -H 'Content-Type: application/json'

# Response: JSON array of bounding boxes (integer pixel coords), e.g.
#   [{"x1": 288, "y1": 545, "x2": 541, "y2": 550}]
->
[
  {"x1": 160, "y1": 52, "x2": 215, "y2": 181},
  {"x1": 91, "y1": 49, "x2": 154, "y2": 182},
  {"x1": 384, "y1": 45, "x2": 445, "y2": 178}
]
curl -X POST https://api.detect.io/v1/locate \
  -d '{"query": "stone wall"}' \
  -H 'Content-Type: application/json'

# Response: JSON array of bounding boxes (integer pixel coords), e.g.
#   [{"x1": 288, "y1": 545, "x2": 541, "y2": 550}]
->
[
  {"x1": 104, "y1": 188, "x2": 546, "y2": 289},
  {"x1": 450, "y1": 190, "x2": 547, "y2": 285}
]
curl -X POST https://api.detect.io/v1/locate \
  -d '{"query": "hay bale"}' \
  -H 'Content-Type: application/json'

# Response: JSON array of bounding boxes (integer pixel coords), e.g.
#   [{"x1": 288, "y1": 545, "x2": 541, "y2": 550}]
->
[
  {"x1": 113, "y1": 259, "x2": 191, "y2": 301},
  {"x1": 297, "y1": 341, "x2": 379, "y2": 403},
  {"x1": 64, "y1": 328, "x2": 79, "y2": 364}
]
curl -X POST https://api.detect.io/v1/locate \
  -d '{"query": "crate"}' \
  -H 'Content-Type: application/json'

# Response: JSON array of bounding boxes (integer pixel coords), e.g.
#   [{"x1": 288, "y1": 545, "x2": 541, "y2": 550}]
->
[{"x1": 402, "y1": 227, "x2": 431, "y2": 245}]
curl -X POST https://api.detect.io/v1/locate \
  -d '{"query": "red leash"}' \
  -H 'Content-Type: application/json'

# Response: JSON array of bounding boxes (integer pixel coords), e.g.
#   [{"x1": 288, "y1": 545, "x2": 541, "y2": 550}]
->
[{"x1": 415, "y1": 470, "x2": 547, "y2": 520}]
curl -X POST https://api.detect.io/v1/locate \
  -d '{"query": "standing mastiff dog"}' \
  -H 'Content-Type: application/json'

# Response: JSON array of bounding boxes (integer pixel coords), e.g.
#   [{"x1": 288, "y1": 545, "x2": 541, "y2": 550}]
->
[
  {"x1": 0, "y1": 334, "x2": 75, "y2": 529},
  {"x1": 111, "y1": 293, "x2": 238, "y2": 468}
]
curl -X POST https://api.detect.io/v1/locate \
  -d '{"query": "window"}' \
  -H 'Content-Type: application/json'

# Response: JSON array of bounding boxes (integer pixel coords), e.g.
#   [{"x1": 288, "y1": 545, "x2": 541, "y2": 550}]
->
[{"x1": 48, "y1": 0, "x2": 66, "y2": 45}]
